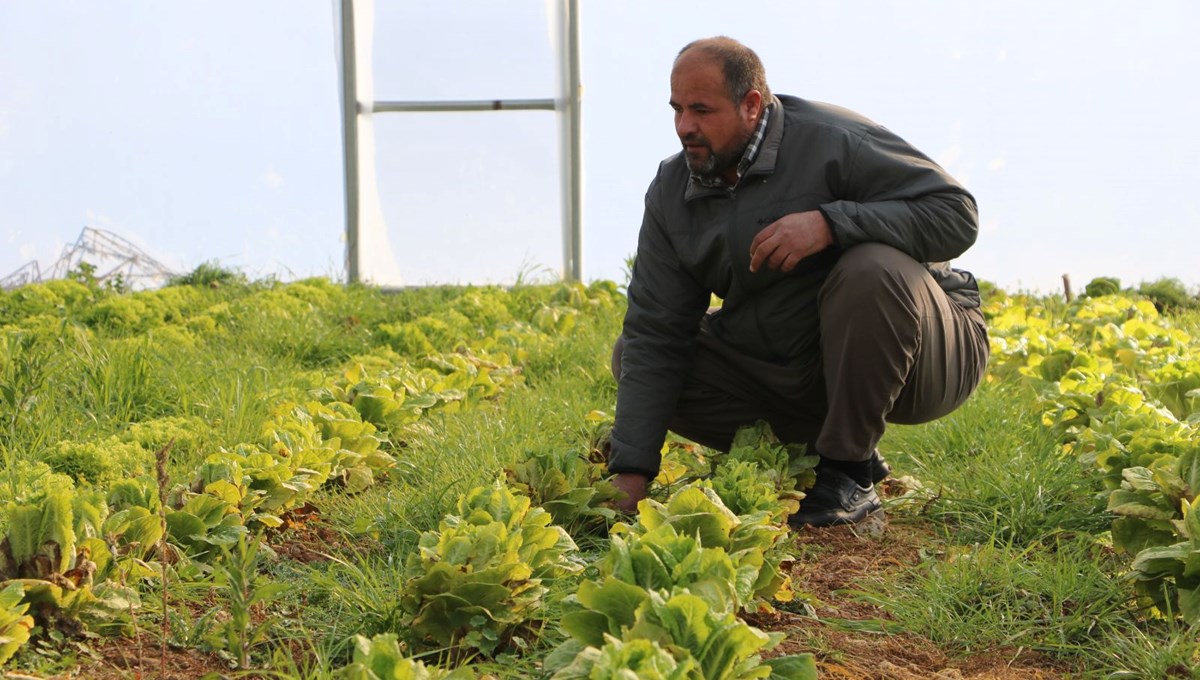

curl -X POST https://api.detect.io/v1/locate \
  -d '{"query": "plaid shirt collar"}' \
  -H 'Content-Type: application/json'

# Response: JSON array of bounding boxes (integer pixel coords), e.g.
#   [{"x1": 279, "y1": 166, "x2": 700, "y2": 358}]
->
[{"x1": 691, "y1": 102, "x2": 773, "y2": 191}]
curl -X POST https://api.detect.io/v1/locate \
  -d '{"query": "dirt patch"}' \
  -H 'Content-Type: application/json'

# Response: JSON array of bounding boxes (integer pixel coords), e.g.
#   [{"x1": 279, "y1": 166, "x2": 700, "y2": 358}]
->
[
  {"x1": 12, "y1": 638, "x2": 232, "y2": 680},
  {"x1": 789, "y1": 515, "x2": 927, "y2": 621},
  {"x1": 763, "y1": 515, "x2": 1077, "y2": 679},
  {"x1": 268, "y1": 502, "x2": 380, "y2": 564},
  {"x1": 773, "y1": 624, "x2": 1070, "y2": 679}
]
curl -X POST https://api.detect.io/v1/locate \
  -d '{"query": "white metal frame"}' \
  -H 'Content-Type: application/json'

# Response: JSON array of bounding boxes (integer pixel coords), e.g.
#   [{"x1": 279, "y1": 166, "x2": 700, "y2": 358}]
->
[{"x1": 338, "y1": 0, "x2": 583, "y2": 284}]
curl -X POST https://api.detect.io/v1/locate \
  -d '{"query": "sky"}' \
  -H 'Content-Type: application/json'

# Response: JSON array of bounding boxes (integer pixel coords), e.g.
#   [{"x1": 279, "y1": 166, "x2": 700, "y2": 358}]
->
[{"x1": 1, "y1": 1, "x2": 1198, "y2": 293}]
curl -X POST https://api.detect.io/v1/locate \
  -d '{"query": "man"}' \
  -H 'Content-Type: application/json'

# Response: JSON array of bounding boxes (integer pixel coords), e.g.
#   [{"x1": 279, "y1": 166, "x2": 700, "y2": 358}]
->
[{"x1": 607, "y1": 36, "x2": 989, "y2": 526}]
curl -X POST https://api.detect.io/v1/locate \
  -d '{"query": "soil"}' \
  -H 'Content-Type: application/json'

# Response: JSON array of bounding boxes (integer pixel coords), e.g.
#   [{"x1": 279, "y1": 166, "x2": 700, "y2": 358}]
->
[
  {"x1": 42, "y1": 639, "x2": 233, "y2": 680},
  {"x1": 267, "y1": 502, "x2": 372, "y2": 564},
  {"x1": 764, "y1": 510, "x2": 1079, "y2": 679}
]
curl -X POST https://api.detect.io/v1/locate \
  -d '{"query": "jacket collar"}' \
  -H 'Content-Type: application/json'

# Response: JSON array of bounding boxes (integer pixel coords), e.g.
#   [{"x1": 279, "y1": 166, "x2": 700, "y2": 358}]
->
[{"x1": 684, "y1": 95, "x2": 784, "y2": 202}]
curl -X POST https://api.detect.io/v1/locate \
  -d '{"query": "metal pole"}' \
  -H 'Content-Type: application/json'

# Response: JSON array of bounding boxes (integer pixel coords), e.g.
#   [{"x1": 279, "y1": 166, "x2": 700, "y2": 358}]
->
[
  {"x1": 339, "y1": 2, "x2": 580, "y2": 286},
  {"x1": 373, "y1": 98, "x2": 556, "y2": 113},
  {"x1": 339, "y1": 0, "x2": 360, "y2": 284},
  {"x1": 563, "y1": 0, "x2": 583, "y2": 282}
]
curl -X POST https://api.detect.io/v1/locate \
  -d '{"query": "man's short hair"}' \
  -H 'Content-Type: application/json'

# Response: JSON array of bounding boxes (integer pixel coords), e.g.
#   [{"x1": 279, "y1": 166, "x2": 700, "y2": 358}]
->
[{"x1": 678, "y1": 36, "x2": 772, "y2": 104}]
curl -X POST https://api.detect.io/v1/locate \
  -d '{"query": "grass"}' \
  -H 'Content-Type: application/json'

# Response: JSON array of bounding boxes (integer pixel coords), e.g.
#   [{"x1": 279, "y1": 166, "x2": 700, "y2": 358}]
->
[
  {"x1": 855, "y1": 534, "x2": 1125, "y2": 654},
  {"x1": 862, "y1": 353, "x2": 1198, "y2": 677},
  {"x1": 882, "y1": 380, "x2": 1110, "y2": 546},
  {"x1": 1093, "y1": 619, "x2": 1200, "y2": 679}
]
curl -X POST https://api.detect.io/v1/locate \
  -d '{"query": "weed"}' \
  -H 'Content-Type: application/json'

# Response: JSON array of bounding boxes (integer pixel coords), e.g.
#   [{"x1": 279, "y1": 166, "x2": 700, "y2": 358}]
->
[{"x1": 212, "y1": 535, "x2": 289, "y2": 669}]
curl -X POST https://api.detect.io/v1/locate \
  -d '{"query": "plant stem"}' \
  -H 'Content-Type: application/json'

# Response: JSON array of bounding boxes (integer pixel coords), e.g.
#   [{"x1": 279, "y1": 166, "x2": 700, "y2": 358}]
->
[{"x1": 155, "y1": 439, "x2": 175, "y2": 678}]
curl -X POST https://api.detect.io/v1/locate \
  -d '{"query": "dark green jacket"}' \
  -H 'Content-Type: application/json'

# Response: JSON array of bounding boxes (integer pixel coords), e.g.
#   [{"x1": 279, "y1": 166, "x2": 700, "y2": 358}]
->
[{"x1": 608, "y1": 95, "x2": 980, "y2": 478}]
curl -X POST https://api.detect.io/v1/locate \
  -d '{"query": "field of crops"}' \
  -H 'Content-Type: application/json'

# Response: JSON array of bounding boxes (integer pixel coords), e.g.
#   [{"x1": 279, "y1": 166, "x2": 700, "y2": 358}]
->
[{"x1": 2, "y1": 268, "x2": 1200, "y2": 679}]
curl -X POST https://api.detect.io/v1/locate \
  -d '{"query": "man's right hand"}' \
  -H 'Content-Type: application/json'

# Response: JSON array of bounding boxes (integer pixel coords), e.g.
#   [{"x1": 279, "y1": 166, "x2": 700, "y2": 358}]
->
[
  {"x1": 611, "y1": 472, "x2": 649, "y2": 514},
  {"x1": 749, "y1": 210, "x2": 834, "y2": 273}
]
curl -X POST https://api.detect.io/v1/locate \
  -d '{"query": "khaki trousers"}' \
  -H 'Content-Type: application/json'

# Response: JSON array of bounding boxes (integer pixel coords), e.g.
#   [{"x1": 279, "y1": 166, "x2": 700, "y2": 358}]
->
[{"x1": 611, "y1": 243, "x2": 990, "y2": 463}]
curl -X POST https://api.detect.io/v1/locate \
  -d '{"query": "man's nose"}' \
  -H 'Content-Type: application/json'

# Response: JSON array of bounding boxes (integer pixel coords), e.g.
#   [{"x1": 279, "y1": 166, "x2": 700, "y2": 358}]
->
[{"x1": 676, "y1": 112, "x2": 697, "y2": 138}]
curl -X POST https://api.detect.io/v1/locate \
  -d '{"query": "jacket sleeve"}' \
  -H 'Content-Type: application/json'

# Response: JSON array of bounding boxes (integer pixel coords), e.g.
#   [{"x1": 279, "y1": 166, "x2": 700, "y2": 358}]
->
[
  {"x1": 607, "y1": 177, "x2": 709, "y2": 478},
  {"x1": 819, "y1": 126, "x2": 979, "y2": 262}
]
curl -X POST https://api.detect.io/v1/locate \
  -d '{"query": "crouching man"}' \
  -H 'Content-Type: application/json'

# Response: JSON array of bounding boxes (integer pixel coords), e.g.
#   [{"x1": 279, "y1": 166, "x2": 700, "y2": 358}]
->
[{"x1": 607, "y1": 36, "x2": 989, "y2": 526}]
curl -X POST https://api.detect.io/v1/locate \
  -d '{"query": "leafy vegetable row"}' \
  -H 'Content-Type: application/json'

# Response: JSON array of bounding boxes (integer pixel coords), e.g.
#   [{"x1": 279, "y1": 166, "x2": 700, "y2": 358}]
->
[
  {"x1": 986, "y1": 290, "x2": 1200, "y2": 621},
  {"x1": 0, "y1": 279, "x2": 619, "y2": 669},
  {"x1": 343, "y1": 421, "x2": 820, "y2": 678}
]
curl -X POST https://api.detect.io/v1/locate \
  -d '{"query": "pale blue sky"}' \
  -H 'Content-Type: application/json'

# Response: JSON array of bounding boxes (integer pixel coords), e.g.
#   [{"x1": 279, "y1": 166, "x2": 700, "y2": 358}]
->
[{"x1": 1, "y1": 1, "x2": 1197, "y2": 291}]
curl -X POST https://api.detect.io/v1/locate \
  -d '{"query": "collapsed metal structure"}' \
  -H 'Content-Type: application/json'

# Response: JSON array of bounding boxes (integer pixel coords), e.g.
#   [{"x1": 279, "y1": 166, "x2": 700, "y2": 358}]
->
[
  {"x1": 0, "y1": 227, "x2": 175, "y2": 291},
  {"x1": 0, "y1": 261, "x2": 42, "y2": 290}
]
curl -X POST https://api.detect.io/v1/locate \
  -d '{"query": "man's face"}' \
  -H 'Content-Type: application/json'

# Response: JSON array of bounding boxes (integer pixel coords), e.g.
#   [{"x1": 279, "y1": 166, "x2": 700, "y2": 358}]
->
[{"x1": 669, "y1": 52, "x2": 762, "y2": 182}]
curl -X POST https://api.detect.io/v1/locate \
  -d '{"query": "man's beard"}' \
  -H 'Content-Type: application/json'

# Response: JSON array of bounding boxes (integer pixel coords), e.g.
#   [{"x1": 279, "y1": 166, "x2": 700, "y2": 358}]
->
[{"x1": 683, "y1": 127, "x2": 753, "y2": 180}]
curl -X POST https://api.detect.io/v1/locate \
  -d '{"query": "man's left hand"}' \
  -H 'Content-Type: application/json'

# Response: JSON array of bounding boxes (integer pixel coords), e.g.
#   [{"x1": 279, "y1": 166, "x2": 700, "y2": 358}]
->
[
  {"x1": 611, "y1": 472, "x2": 649, "y2": 514},
  {"x1": 749, "y1": 210, "x2": 834, "y2": 273}
]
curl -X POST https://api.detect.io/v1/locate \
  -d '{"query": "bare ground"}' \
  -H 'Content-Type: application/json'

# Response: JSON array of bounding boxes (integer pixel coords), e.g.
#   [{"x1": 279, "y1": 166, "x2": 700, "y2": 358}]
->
[{"x1": 763, "y1": 512, "x2": 1079, "y2": 679}]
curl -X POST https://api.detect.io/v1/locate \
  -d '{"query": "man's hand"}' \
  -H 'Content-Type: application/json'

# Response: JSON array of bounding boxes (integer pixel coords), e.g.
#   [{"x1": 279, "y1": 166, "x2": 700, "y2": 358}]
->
[
  {"x1": 611, "y1": 472, "x2": 649, "y2": 514},
  {"x1": 749, "y1": 210, "x2": 834, "y2": 273}
]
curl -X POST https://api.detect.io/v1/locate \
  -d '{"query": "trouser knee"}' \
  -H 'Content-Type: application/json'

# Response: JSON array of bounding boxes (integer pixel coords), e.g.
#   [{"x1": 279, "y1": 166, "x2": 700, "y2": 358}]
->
[
  {"x1": 820, "y1": 243, "x2": 924, "y2": 310},
  {"x1": 819, "y1": 243, "x2": 926, "y2": 341}
]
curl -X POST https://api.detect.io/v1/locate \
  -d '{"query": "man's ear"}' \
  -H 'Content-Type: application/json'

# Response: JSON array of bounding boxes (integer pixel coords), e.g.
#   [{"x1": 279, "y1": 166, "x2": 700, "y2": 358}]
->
[{"x1": 741, "y1": 89, "x2": 764, "y2": 122}]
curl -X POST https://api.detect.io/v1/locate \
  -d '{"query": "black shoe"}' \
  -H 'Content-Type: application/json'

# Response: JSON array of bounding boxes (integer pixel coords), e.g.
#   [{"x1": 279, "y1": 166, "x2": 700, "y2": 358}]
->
[
  {"x1": 870, "y1": 449, "x2": 891, "y2": 484},
  {"x1": 788, "y1": 467, "x2": 882, "y2": 527}
]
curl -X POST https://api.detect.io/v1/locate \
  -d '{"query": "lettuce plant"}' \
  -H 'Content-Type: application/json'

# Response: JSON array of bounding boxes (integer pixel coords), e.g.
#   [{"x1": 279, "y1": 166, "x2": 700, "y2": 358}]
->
[
  {"x1": 376, "y1": 321, "x2": 437, "y2": 358},
  {"x1": 725, "y1": 422, "x2": 818, "y2": 494},
  {"x1": 616, "y1": 486, "x2": 794, "y2": 611},
  {"x1": 97, "y1": 479, "x2": 164, "y2": 574},
  {"x1": 43, "y1": 436, "x2": 152, "y2": 487},
  {"x1": 0, "y1": 482, "x2": 135, "y2": 636},
  {"x1": 553, "y1": 590, "x2": 816, "y2": 680},
  {"x1": 102, "y1": 504, "x2": 163, "y2": 565},
  {"x1": 551, "y1": 635, "x2": 695, "y2": 679},
  {"x1": 1109, "y1": 449, "x2": 1200, "y2": 619},
  {"x1": 0, "y1": 582, "x2": 34, "y2": 666},
  {"x1": 553, "y1": 484, "x2": 795, "y2": 672},
  {"x1": 0, "y1": 482, "x2": 104, "y2": 579},
  {"x1": 532, "y1": 305, "x2": 578, "y2": 336},
  {"x1": 165, "y1": 491, "x2": 248, "y2": 559},
  {"x1": 335, "y1": 633, "x2": 476, "y2": 679},
  {"x1": 704, "y1": 422, "x2": 816, "y2": 521},
  {"x1": 597, "y1": 529, "x2": 747, "y2": 615},
  {"x1": 505, "y1": 447, "x2": 622, "y2": 538},
  {"x1": 705, "y1": 461, "x2": 795, "y2": 522},
  {"x1": 1128, "y1": 492, "x2": 1200, "y2": 623},
  {"x1": 316, "y1": 355, "x2": 518, "y2": 431},
  {"x1": 264, "y1": 401, "x2": 398, "y2": 494},
  {"x1": 400, "y1": 479, "x2": 583, "y2": 657}
]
